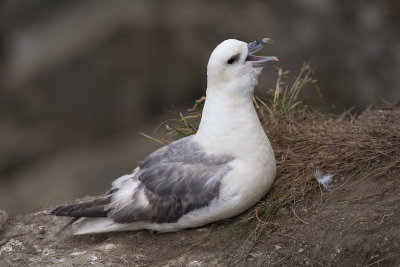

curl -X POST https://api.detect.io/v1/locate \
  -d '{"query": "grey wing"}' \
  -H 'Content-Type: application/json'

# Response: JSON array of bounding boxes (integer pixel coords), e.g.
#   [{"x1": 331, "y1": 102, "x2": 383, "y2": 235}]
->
[{"x1": 108, "y1": 136, "x2": 234, "y2": 224}]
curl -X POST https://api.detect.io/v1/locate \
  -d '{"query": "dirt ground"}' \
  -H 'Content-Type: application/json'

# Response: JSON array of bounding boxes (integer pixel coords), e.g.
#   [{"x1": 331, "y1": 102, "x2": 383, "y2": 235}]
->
[{"x1": 0, "y1": 169, "x2": 399, "y2": 266}]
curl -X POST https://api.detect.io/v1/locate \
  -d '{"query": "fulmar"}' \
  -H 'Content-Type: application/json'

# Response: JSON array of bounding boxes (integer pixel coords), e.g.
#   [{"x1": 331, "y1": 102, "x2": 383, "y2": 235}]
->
[{"x1": 51, "y1": 38, "x2": 278, "y2": 235}]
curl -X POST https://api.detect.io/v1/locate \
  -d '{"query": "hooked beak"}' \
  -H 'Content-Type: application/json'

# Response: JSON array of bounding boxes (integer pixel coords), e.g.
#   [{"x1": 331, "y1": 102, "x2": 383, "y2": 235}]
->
[{"x1": 246, "y1": 38, "x2": 278, "y2": 67}]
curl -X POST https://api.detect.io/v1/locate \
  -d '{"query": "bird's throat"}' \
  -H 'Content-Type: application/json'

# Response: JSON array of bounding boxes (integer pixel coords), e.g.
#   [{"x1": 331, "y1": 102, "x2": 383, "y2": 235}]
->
[{"x1": 194, "y1": 87, "x2": 267, "y2": 157}]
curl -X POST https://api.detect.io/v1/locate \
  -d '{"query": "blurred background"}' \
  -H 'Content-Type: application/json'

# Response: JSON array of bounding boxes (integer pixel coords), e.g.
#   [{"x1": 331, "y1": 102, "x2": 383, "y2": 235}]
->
[{"x1": 1, "y1": 0, "x2": 399, "y2": 212}]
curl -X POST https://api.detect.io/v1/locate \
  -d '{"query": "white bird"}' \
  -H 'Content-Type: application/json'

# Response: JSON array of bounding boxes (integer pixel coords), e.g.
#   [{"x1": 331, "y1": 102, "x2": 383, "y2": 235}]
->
[{"x1": 51, "y1": 38, "x2": 278, "y2": 235}]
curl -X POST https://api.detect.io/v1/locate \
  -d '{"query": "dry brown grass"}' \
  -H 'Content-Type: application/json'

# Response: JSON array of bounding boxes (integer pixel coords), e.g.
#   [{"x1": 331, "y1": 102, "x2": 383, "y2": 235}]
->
[
  {"x1": 249, "y1": 65, "x2": 400, "y2": 227},
  {"x1": 252, "y1": 104, "x2": 400, "y2": 223}
]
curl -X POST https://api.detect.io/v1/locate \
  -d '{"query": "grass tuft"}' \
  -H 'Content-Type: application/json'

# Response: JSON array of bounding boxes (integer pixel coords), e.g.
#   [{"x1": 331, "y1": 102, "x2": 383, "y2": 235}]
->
[{"x1": 253, "y1": 63, "x2": 321, "y2": 123}]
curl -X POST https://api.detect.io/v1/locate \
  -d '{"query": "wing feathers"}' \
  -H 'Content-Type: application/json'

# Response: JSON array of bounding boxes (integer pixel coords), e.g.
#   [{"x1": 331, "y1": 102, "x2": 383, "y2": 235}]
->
[{"x1": 50, "y1": 136, "x2": 235, "y2": 235}]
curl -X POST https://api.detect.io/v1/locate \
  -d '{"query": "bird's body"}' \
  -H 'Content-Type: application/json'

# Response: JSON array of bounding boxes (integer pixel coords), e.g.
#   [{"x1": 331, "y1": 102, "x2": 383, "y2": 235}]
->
[{"x1": 51, "y1": 38, "x2": 278, "y2": 235}]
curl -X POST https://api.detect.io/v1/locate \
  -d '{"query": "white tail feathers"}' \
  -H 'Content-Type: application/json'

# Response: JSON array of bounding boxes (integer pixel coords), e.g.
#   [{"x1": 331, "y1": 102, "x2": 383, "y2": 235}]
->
[{"x1": 72, "y1": 218, "x2": 128, "y2": 235}]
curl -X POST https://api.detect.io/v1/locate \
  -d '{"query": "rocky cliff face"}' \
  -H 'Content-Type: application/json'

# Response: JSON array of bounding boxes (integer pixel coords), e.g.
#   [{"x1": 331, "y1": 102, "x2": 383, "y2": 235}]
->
[{"x1": 0, "y1": 0, "x2": 399, "y2": 211}]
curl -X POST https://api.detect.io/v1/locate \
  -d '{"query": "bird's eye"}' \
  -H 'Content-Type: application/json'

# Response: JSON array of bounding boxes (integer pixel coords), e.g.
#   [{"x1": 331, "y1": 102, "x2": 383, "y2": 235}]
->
[{"x1": 227, "y1": 55, "x2": 239, "y2": 65}]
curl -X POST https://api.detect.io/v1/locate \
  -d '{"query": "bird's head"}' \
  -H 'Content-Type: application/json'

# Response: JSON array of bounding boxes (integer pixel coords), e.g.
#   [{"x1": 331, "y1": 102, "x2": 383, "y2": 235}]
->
[{"x1": 207, "y1": 38, "x2": 278, "y2": 96}]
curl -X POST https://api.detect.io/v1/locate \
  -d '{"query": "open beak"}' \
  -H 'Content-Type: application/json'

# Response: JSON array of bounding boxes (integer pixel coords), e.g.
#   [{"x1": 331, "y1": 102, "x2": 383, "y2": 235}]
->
[{"x1": 246, "y1": 38, "x2": 278, "y2": 67}]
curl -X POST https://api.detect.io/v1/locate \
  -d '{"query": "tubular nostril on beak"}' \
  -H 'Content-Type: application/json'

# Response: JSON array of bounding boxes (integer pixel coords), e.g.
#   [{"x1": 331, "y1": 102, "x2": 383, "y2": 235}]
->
[{"x1": 248, "y1": 38, "x2": 275, "y2": 55}]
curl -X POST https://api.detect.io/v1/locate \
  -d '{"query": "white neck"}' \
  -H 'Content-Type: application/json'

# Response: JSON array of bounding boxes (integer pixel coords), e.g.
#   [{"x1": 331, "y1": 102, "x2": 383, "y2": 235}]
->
[{"x1": 194, "y1": 84, "x2": 272, "y2": 160}]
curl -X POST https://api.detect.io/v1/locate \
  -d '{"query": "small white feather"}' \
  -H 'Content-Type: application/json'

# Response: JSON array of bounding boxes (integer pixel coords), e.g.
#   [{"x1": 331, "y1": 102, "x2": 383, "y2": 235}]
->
[{"x1": 314, "y1": 169, "x2": 333, "y2": 190}]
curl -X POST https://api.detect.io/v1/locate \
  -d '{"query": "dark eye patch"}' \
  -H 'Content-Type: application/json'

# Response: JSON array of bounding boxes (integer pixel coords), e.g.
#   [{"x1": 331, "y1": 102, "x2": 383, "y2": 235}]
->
[{"x1": 227, "y1": 54, "x2": 239, "y2": 65}]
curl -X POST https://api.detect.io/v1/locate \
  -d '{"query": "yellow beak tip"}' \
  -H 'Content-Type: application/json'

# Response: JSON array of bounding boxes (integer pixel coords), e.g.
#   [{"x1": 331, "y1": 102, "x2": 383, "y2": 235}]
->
[{"x1": 262, "y1": 38, "x2": 275, "y2": 45}]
